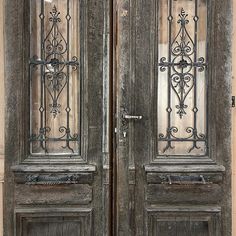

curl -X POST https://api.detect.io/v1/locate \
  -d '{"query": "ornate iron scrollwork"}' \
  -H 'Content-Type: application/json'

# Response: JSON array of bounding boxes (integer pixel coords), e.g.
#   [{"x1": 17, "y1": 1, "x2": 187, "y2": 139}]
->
[
  {"x1": 29, "y1": 4, "x2": 79, "y2": 154},
  {"x1": 26, "y1": 174, "x2": 82, "y2": 185},
  {"x1": 158, "y1": 6, "x2": 207, "y2": 154}
]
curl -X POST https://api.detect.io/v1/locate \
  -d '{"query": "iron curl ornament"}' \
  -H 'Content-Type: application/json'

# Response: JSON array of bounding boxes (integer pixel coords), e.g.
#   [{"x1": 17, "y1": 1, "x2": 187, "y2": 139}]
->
[{"x1": 158, "y1": 7, "x2": 207, "y2": 154}]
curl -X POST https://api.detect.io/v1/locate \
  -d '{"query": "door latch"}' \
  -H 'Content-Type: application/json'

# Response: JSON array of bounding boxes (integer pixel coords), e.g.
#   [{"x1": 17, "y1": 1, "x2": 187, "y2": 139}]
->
[
  {"x1": 232, "y1": 96, "x2": 235, "y2": 108},
  {"x1": 123, "y1": 114, "x2": 143, "y2": 120}
]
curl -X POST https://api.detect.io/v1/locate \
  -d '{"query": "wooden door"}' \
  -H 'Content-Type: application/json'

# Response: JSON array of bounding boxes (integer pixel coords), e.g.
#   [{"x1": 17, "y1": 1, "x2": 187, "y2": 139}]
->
[
  {"x1": 116, "y1": 0, "x2": 232, "y2": 235},
  {"x1": 4, "y1": 0, "x2": 232, "y2": 235},
  {"x1": 4, "y1": 0, "x2": 111, "y2": 235}
]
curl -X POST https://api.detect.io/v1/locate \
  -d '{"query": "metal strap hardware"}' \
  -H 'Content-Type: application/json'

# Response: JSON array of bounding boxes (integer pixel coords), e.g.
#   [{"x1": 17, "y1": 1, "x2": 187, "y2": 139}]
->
[{"x1": 165, "y1": 175, "x2": 207, "y2": 185}]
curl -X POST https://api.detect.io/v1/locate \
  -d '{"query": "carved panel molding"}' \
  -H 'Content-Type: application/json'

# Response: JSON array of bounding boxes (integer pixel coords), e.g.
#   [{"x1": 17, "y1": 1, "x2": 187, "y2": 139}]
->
[
  {"x1": 146, "y1": 207, "x2": 221, "y2": 236},
  {"x1": 15, "y1": 208, "x2": 93, "y2": 236}
]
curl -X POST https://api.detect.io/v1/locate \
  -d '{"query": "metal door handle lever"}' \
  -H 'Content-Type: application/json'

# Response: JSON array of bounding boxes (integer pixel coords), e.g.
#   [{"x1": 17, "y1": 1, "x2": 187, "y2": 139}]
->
[{"x1": 123, "y1": 114, "x2": 143, "y2": 120}]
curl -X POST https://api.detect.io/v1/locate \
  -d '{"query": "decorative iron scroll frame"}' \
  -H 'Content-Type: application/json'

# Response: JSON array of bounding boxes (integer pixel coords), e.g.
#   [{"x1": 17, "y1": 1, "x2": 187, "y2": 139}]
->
[
  {"x1": 157, "y1": 1, "x2": 208, "y2": 156},
  {"x1": 29, "y1": 2, "x2": 81, "y2": 156},
  {"x1": 24, "y1": 173, "x2": 93, "y2": 185}
]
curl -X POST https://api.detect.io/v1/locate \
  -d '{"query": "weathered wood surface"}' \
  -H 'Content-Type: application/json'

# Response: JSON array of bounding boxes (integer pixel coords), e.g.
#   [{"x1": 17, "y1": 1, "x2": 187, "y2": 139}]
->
[
  {"x1": 12, "y1": 165, "x2": 96, "y2": 173},
  {"x1": 146, "y1": 184, "x2": 222, "y2": 204},
  {"x1": 146, "y1": 207, "x2": 221, "y2": 236},
  {"x1": 3, "y1": 0, "x2": 233, "y2": 235},
  {"x1": 16, "y1": 208, "x2": 92, "y2": 236},
  {"x1": 15, "y1": 184, "x2": 92, "y2": 205},
  {"x1": 4, "y1": 0, "x2": 106, "y2": 235},
  {"x1": 145, "y1": 165, "x2": 225, "y2": 173},
  {"x1": 146, "y1": 172, "x2": 223, "y2": 184},
  {"x1": 116, "y1": 0, "x2": 232, "y2": 235}
]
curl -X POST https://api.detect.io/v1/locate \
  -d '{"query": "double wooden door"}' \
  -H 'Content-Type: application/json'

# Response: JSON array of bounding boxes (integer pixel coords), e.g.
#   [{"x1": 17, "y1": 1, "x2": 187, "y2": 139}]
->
[{"x1": 4, "y1": 0, "x2": 232, "y2": 235}]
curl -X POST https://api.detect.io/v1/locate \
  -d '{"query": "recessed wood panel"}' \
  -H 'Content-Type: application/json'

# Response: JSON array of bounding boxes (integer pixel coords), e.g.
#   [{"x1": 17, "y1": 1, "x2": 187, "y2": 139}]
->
[
  {"x1": 15, "y1": 184, "x2": 92, "y2": 205},
  {"x1": 153, "y1": 220, "x2": 208, "y2": 236},
  {"x1": 15, "y1": 208, "x2": 92, "y2": 236},
  {"x1": 23, "y1": 220, "x2": 81, "y2": 236},
  {"x1": 146, "y1": 184, "x2": 222, "y2": 204},
  {"x1": 146, "y1": 207, "x2": 221, "y2": 236}
]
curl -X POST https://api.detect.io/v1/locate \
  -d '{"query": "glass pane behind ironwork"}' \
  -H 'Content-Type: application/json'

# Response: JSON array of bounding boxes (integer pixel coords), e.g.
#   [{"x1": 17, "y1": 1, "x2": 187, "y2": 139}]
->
[
  {"x1": 157, "y1": 0, "x2": 207, "y2": 156},
  {"x1": 29, "y1": 0, "x2": 80, "y2": 155}
]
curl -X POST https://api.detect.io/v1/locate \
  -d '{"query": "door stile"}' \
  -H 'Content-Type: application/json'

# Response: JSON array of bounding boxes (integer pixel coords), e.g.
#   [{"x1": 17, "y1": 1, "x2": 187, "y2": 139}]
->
[
  {"x1": 112, "y1": 0, "x2": 118, "y2": 235},
  {"x1": 102, "y1": 0, "x2": 114, "y2": 235},
  {"x1": 109, "y1": 0, "x2": 118, "y2": 235},
  {"x1": 116, "y1": 0, "x2": 131, "y2": 235}
]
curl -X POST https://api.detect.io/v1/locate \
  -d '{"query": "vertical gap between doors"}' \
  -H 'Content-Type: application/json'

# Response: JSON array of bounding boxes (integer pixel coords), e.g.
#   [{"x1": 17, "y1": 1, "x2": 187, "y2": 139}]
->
[{"x1": 109, "y1": 0, "x2": 117, "y2": 235}]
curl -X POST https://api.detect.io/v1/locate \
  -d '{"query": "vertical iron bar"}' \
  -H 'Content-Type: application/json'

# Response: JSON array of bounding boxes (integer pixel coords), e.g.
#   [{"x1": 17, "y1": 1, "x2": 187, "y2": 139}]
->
[
  {"x1": 40, "y1": 0, "x2": 46, "y2": 152},
  {"x1": 167, "y1": 0, "x2": 172, "y2": 150},
  {"x1": 53, "y1": 7, "x2": 57, "y2": 110},
  {"x1": 66, "y1": 0, "x2": 70, "y2": 150},
  {"x1": 43, "y1": 1, "x2": 47, "y2": 153},
  {"x1": 181, "y1": 19, "x2": 184, "y2": 112},
  {"x1": 193, "y1": 0, "x2": 198, "y2": 149}
]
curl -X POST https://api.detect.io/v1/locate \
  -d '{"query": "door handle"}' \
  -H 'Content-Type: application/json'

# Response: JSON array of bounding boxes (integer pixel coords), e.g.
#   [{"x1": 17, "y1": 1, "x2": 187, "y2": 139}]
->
[
  {"x1": 165, "y1": 175, "x2": 207, "y2": 185},
  {"x1": 123, "y1": 114, "x2": 143, "y2": 120}
]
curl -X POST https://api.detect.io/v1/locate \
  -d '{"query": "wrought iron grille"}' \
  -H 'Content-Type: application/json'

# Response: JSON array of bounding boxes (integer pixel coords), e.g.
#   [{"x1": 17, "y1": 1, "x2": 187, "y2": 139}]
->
[
  {"x1": 29, "y1": 1, "x2": 80, "y2": 155},
  {"x1": 157, "y1": 0, "x2": 208, "y2": 155}
]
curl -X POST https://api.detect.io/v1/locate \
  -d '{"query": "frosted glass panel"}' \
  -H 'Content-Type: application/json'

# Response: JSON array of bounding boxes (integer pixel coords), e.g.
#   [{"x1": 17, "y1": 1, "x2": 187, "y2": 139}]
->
[
  {"x1": 157, "y1": 0, "x2": 207, "y2": 156},
  {"x1": 29, "y1": 0, "x2": 80, "y2": 155}
]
